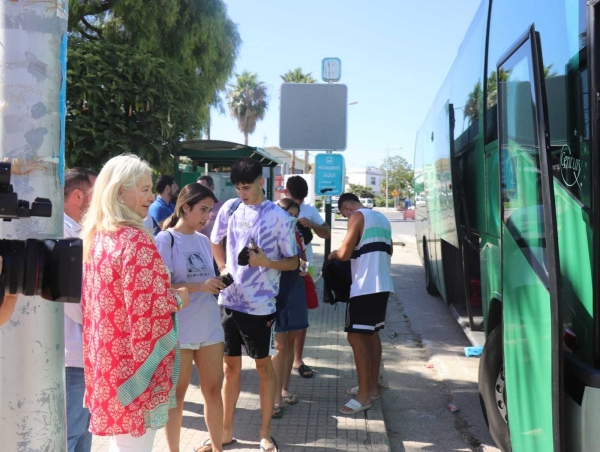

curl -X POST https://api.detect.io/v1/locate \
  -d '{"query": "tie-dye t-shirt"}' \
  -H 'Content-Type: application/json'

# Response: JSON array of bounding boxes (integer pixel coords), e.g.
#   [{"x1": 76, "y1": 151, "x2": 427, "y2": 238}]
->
[{"x1": 211, "y1": 199, "x2": 297, "y2": 315}]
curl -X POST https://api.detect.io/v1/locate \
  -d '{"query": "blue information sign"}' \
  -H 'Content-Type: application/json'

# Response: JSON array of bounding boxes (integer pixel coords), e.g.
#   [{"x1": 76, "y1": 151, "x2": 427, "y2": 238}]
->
[{"x1": 315, "y1": 153, "x2": 345, "y2": 196}]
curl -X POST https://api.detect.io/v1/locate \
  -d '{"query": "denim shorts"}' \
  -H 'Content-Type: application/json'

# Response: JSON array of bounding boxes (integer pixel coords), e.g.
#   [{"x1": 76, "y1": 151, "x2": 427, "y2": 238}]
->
[{"x1": 275, "y1": 276, "x2": 309, "y2": 333}]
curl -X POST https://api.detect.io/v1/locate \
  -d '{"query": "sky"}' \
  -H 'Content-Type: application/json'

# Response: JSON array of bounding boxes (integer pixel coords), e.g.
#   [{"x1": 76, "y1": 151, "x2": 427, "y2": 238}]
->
[{"x1": 210, "y1": 0, "x2": 482, "y2": 171}]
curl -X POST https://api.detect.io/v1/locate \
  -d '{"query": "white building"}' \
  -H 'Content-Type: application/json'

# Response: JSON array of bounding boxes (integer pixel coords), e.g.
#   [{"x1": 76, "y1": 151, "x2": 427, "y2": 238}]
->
[
  {"x1": 262, "y1": 146, "x2": 307, "y2": 175},
  {"x1": 345, "y1": 166, "x2": 385, "y2": 194}
]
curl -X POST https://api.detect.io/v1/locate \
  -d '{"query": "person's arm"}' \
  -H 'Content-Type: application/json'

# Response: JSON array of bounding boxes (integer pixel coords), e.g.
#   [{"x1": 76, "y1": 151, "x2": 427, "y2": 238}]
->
[
  {"x1": 298, "y1": 206, "x2": 331, "y2": 239},
  {"x1": 210, "y1": 201, "x2": 230, "y2": 275},
  {"x1": 0, "y1": 294, "x2": 18, "y2": 326},
  {"x1": 247, "y1": 248, "x2": 298, "y2": 271},
  {"x1": 171, "y1": 279, "x2": 225, "y2": 295},
  {"x1": 328, "y1": 212, "x2": 364, "y2": 262}
]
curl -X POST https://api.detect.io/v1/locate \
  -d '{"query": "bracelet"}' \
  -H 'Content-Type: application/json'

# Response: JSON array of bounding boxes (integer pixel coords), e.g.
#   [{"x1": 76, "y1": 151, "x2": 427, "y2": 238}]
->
[
  {"x1": 174, "y1": 294, "x2": 183, "y2": 311},
  {"x1": 218, "y1": 265, "x2": 227, "y2": 272}
]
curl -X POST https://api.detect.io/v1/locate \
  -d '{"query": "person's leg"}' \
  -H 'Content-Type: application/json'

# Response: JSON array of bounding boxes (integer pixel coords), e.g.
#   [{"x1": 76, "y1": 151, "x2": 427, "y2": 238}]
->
[
  {"x1": 282, "y1": 331, "x2": 298, "y2": 398},
  {"x1": 164, "y1": 349, "x2": 194, "y2": 452},
  {"x1": 194, "y1": 343, "x2": 225, "y2": 452},
  {"x1": 255, "y1": 356, "x2": 277, "y2": 446},
  {"x1": 108, "y1": 429, "x2": 157, "y2": 452},
  {"x1": 271, "y1": 332, "x2": 288, "y2": 410},
  {"x1": 222, "y1": 355, "x2": 242, "y2": 444},
  {"x1": 345, "y1": 332, "x2": 372, "y2": 408},
  {"x1": 367, "y1": 332, "x2": 383, "y2": 398},
  {"x1": 66, "y1": 367, "x2": 92, "y2": 452},
  {"x1": 219, "y1": 306, "x2": 243, "y2": 444}
]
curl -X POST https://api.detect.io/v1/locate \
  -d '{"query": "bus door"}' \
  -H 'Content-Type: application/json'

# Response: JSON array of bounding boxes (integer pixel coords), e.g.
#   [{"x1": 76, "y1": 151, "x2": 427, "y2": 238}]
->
[{"x1": 498, "y1": 26, "x2": 564, "y2": 452}]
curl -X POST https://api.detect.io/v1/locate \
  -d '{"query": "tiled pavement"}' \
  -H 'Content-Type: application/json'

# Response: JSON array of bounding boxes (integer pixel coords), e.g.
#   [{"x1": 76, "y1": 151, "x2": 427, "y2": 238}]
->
[{"x1": 92, "y1": 232, "x2": 390, "y2": 452}]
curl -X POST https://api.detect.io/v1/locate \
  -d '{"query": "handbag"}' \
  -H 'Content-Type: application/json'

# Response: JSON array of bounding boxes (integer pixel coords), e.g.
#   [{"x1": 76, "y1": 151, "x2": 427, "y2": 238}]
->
[{"x1": 304, "y1": 274, "x2": 319, "y2": 309}]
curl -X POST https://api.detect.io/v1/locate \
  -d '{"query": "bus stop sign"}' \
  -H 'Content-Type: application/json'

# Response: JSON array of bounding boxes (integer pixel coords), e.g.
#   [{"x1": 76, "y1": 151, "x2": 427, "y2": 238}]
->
[{"x1": 315, "y1": 153, "x2": 345, "y2": 196}]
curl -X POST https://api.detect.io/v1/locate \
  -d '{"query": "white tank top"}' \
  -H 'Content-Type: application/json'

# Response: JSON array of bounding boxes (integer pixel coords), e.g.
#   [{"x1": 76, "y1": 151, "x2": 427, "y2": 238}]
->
[{"x1": 350, "y1": 209, "x2": 395, "y2": 297}]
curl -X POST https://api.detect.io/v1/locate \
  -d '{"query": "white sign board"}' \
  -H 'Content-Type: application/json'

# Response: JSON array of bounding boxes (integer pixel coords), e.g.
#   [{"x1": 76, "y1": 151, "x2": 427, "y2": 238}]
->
[
  {"x1": 322, "y1": 57, "x2": 341, "y2": 82},
  {"x1": 279, "y1": 83, "x2": 348, "y2": 151}
]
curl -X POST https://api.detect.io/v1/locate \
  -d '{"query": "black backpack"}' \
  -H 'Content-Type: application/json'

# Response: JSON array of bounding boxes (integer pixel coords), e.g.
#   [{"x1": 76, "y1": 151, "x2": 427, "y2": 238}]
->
[{"x1": 322, "y1": 259, "x2": 352, "y2": 305}]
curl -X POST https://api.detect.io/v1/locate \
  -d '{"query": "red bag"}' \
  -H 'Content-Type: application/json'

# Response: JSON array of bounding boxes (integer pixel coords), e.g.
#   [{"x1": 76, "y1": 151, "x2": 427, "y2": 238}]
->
[{"x1": 304, "y1": 274, "x2": 319, "y2": 309}]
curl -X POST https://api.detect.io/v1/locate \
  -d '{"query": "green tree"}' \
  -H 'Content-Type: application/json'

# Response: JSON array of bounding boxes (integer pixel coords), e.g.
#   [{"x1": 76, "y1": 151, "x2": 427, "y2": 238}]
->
[
  {"x1": 280, "y1": 68, "x2": 316, "y2": 173},
  {"x1": 347, "y1": 183, "x2": 376, "y2": 199},
  {"x1": 66, "y1": 39, "x2": 206, "y2": 172},
  {"x1": 67, "y1": 0, "x2": 240, "y2": 166},
  {"x1": 380, "y1": 156, "x2": 413, "y2": 199},
  {"x1": 464, "y1": 81, "x2": 482, "y2": 124},
  {"x1": 227, "y1": 71, "x2": 269, "y2": 145}
]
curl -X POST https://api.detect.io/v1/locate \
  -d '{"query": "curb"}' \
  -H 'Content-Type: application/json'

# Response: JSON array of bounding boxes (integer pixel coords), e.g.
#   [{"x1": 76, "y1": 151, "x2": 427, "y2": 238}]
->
[{"x1": 366, "y1": 397, "x2": 392, "y2": 452}]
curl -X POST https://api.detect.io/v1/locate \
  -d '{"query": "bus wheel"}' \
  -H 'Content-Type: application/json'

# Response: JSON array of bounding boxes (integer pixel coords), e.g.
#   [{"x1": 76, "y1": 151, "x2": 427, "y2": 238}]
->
[
  {"x1": 423, "y1": 240, "x2": 439, "y2": 295},
  {"x1": 479, "y1": 325, "x2": 511, "y2": 452}
]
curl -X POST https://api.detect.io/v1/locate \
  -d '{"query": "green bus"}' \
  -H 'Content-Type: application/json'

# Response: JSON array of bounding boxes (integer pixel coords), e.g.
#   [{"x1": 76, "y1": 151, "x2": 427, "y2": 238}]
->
[{"x1": 414, "y1": 0, "x2": 600, "y2": 450}]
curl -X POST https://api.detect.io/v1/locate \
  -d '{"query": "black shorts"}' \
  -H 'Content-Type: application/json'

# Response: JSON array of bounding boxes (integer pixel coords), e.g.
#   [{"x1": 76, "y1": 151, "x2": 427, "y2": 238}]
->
[
  {"x1": 345, "y1": 292, "x2": 390, "y2": 335},
  {"x1": 220, "y1": 306, "x2": 276, "y2": 359}
]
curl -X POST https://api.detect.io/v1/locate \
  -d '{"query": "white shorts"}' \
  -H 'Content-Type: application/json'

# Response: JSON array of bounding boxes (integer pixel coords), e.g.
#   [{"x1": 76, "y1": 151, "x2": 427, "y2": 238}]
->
[
  {"x1": 108, "y1": 430, "x2": 156, "y2": 452},
  {"x1": 180, "y1": 340, "x2": 223, "y2": 350}
]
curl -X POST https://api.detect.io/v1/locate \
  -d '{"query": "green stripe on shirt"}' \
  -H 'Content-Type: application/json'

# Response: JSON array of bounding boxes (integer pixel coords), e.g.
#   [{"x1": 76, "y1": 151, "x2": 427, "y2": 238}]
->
[{"x1": 362, "y1": 227, "x2": 392, "y2": 242}]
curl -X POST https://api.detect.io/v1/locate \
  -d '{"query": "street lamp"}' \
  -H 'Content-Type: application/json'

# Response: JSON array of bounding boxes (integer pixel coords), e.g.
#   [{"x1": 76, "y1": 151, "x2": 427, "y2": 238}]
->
[{"x1": 385, "y1": 146, "x2": 403, "y2": 210}]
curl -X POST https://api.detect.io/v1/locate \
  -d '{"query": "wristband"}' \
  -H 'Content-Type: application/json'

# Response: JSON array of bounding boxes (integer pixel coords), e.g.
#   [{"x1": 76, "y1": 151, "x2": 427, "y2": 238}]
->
[
  {"x1": 174, "y1": 294, "x2": 183, "y2": 311},
  {"x1": 218, "y1": 265, "x2": 227, "y2": 272}
]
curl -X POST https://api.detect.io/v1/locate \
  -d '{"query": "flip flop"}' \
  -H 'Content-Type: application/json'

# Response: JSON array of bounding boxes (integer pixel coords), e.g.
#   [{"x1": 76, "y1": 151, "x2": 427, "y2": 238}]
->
[
  {"x1": 193, "y1": 438, "x2": 238, "y2": 452},
  {"x1": 346, "y1": 386, "x2": 379, "y2": 400},
  {"x1": 259, "y1": 436, "x2": 279, "y2": 451},
  {"x1": 282, "y1": 393, "x2": 299, "y2": 405},
  {"x1": 339, "y1": 398, "x2": 372, "y2": 415},
  {"x1": 272, "y1": 404, "x2": 283, "y2": 419},
  {"x1": 293, "y1": 363, "x2": 314, "y2": 378}
]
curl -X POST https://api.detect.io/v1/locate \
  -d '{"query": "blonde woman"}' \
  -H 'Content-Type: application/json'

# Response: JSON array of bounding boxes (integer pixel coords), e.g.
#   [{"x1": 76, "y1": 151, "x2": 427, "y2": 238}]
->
[{"x1": 80, "y1": 154, "x2": 189, "y2": 452}]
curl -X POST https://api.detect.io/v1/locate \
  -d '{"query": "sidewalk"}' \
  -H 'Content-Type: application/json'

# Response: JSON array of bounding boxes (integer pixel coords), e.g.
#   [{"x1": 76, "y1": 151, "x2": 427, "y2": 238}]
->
[{"x1": 92, "y1": 228, "x2": 390, "y2": 452}]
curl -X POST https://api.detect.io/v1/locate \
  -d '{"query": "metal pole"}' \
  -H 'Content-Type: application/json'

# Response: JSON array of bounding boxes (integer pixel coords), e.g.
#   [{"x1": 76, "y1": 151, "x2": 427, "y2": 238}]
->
[
  {"x1": 0, "y1": 2, "x2": 69, "y2": 451},
  {"x1": 324, "y1": 150, "x2": 333, "y2": 262}
]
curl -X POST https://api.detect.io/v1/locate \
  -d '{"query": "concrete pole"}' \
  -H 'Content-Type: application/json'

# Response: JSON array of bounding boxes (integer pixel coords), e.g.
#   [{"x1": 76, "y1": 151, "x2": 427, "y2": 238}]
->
[{"x1": 0, "y1": 1, "x2": 69, "y2": 451}]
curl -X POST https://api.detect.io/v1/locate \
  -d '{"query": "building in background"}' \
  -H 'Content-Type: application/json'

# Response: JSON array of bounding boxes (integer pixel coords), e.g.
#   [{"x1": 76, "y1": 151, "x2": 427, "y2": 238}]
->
[
  {"x1": 345, "y1": 166, "x2": 384, "y2": 194},
  {"x1": 262, "y1": 146, "x2": 307, "y2": 175}
]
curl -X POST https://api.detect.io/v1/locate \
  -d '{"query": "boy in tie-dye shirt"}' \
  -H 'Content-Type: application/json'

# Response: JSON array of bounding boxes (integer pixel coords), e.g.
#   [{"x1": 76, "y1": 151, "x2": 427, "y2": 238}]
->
[{"x1": 210, "y1": 158, "x2": 297, "y2": 452}]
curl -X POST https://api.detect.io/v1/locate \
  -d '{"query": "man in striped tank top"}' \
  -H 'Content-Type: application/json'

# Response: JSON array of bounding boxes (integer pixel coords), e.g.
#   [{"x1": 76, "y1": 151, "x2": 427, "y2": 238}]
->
[{"x1": 328, "y1": 193, "x2": 395, "y2": 415}]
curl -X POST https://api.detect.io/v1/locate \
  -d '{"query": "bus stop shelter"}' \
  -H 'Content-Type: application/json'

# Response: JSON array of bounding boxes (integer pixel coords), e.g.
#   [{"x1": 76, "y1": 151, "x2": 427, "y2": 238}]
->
[{"x1": 174, "y1": 140, "x2": 282, "y2": 200}]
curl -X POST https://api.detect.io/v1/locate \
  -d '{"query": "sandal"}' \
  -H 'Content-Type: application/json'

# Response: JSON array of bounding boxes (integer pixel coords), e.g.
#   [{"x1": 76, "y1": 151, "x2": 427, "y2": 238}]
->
[
  {"x1": 346, "y1": 386, "x2": 379, "y2": 400},
  {"x1": 193, "y1": 438, "x2": 237, "y2": 452},
  {"x1": 282, "y1": 393, "x2": 299, "y2": 405},
  {"x1": 272, "y1": 404, "x2": 283, "y2": 419},
  {"x1": 339, "y1": 398, "x2": 371, "y2": 415},
  {"x1": 260, "y1": 437, "x2": 279, "y2": 452},
  {"x1": 293, "y1": 363, "x2": 314, "y2": 378}
]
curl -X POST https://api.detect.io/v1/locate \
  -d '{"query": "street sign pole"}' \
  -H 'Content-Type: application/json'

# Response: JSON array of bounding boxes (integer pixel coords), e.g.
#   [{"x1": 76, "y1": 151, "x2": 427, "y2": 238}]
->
[{"x1": 324, "y1": 150, "x2": 333, "y2": 261}]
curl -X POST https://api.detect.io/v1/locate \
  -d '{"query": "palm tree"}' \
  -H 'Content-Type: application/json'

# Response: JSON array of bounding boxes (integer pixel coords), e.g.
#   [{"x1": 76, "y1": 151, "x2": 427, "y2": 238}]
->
[
  {"x1": 280, "y1": 68, "x2": 317, "y2": 173},
  {"x1": 227, "y1": 71, "x2": 268, "y2": 145}
]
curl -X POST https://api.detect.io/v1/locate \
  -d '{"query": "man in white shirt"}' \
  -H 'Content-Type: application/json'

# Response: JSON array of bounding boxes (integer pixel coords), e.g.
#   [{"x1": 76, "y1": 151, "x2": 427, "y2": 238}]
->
[
  {"x1": 286, "y1": 176, "x2": 331, "y2": 379},
  {"x1": 63, "y1": 168, "x2": 97, "y2": 452}
]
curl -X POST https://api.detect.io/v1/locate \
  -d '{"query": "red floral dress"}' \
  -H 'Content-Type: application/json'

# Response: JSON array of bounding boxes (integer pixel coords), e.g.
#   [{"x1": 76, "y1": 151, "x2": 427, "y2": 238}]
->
[{"x1": 82, "y1": 226, "x2": 180, "y2": 437}]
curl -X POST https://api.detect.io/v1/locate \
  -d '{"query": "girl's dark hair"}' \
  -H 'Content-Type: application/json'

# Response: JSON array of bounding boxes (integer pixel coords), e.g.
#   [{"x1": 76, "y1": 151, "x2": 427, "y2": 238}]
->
[
  {"x1": 277, "y1": 198, "x2": 300, "y2": 214},
  {"x1": 163, "y1": 183, "x2": 217, "y2": 230}
]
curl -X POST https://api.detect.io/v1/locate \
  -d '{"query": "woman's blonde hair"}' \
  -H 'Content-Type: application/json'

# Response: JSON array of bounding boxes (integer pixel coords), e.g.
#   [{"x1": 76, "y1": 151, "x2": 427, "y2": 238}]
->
[{"x1": 81, "y1": 154, "x2": 152, "y2": 261}]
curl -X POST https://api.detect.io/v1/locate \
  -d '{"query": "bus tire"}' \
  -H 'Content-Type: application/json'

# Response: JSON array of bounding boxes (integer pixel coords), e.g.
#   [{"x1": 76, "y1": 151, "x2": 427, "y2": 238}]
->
[
  {"x1": 423, "y1": 240, "x2": 439, "y2": 296},
  {"x1": 479, "y1": 324, "x2": 511, "y2": 452}
]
